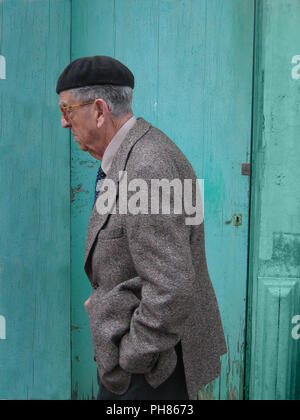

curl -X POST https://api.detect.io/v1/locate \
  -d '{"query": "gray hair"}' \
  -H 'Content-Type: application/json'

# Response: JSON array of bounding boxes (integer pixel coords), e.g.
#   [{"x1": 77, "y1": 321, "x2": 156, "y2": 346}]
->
[{"x1": 68, "y1": 84, "x2": 133, "y2": 118}]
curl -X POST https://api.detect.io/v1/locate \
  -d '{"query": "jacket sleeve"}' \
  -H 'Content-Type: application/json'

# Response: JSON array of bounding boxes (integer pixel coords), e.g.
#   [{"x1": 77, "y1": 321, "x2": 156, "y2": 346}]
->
[{"x1": 118, "y1": 162, "x2": 198, "y2": 374}]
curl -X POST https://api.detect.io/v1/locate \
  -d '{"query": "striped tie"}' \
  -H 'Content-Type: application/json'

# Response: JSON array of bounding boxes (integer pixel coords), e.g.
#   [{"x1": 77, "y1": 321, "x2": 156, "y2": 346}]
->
[{"x1": 94, "y1": 165, "x2": 106, "y2": 206}]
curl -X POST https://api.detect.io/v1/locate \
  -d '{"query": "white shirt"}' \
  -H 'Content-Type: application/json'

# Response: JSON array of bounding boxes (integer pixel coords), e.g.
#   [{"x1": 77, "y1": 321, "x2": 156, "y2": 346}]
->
[{"x1": 101, "y1": 116, "x2": 137, "y2": 174}]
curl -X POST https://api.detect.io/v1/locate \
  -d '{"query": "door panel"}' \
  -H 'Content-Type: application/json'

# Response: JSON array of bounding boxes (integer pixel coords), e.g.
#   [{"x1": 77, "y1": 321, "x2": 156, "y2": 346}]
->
[
  {"x1": 0, "y1": 0, "x2": 71, "y2": 400},
  {"x1": 71, "y1": 0, "x2": 254, "y2": 400},
  {"x1": 246, "y1": 0, "x2": 300, "y2": 401}
]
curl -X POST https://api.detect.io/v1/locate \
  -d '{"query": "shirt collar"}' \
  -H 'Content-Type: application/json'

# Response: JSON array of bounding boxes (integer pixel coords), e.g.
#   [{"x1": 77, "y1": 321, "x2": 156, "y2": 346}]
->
[{"x1": 101, "y1": 116, "x2": 136, "y2": 174}]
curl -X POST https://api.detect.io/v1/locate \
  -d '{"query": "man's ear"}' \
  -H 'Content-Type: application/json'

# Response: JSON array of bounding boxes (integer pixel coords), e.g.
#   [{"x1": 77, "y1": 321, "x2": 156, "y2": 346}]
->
[{"x1": 95, "y1": 98, "x2": 110, "y2": 128}]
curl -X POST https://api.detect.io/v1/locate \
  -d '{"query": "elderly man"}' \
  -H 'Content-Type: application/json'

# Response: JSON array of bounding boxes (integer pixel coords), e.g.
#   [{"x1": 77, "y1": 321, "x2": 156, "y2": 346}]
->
[{"x1": 56, "y1": 56, "x2": 227, "y2": 400}]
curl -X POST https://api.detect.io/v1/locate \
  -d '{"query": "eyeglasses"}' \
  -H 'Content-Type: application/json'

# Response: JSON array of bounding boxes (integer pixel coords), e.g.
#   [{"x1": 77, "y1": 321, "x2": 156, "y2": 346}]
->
[{"x1": 59, "y1": 100, "x2": 95, "y2": 121}]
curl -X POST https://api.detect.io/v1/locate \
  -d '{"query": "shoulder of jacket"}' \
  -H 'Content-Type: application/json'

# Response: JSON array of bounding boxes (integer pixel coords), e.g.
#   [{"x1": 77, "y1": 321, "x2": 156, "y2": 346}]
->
[
  {"x1": 130, "y1": 121, "x2": 195, "y2": 174},
  {"x1": 131, "y1": 120, "x2": 178, "y2": 158}
]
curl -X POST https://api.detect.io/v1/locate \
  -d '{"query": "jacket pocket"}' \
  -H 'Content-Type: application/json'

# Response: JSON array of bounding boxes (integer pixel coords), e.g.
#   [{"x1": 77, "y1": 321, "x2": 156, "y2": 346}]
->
[
  {"x1": 88, "y1": 279, "x2": 141, "y2": 394},
  {"x1": 145, "y1": 346, "x2": 178, "y2": 389}
]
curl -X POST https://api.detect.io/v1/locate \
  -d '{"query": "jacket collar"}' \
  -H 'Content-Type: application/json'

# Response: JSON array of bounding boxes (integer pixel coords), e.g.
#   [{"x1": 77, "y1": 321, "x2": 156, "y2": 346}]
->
[{"x1": 84, "y1": 117, "x2": 152, "y2": 275}]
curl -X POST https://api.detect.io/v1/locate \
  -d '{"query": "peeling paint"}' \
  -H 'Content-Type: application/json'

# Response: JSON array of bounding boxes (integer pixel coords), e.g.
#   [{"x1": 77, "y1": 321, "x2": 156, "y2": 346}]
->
[
  {"x1": 72, "y1": 382, "x2": 78, "y2": 400},
  {"x1": 71, "y1": 325, "x2": 80, "y2": 331},
  {"x1": 72, "y1": 381, "x2": 96, "y2": 400},
  {"x1": 259, "y1": 232, "x2": 300, "y2": 276},
  {"x1": 272, "y1": 232, "x2": 300, "y2": 267},
  {"x1": 198, "y1": 381, "x2": 215, "y2": 400},
  {"x1": 234, "y1": 361, "x2": 240, "y2": 375},
  {"x1": 79, "y1": 160, "x2": 97, "y2": 168},
  {"x1": 226, "y1": 385, "x2": 238, "y2": 400},
  {"x1": 71, "y1": 184, "x2": 89, "y2": 203}
]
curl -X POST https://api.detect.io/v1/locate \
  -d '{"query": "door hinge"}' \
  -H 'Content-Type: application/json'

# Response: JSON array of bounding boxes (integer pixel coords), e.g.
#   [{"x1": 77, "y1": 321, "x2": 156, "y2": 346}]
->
[{"x1": 241, "y1": 163, "x2": 251, "y2": 176}]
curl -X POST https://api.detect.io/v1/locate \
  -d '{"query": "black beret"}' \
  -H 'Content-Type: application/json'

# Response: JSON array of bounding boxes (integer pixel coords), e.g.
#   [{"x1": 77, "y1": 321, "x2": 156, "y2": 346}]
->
[{"x1": 56, "y1": 55, "x2": 134, "y2": 94}]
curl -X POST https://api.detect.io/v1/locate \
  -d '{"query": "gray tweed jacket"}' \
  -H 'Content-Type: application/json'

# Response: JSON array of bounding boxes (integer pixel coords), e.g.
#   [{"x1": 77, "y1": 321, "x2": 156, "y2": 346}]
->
[{"x1": 84, "y1": 118, "x2": 227, "y2": 400}]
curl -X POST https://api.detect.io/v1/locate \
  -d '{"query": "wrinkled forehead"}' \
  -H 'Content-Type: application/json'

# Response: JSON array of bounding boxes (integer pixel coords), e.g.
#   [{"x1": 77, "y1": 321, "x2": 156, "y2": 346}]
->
[{"x1": 58, "y1": 90, "x2": 76, "y2": 106}]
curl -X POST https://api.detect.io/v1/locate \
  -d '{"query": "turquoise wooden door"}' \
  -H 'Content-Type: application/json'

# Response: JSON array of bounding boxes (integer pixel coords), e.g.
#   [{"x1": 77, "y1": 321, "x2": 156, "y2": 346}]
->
[
  {"x1": 71, "y1": 0, "x2": 254, "y2": 400},
  {"x1": 0, "y1": 0, "x2": 71, "y2": 400}
]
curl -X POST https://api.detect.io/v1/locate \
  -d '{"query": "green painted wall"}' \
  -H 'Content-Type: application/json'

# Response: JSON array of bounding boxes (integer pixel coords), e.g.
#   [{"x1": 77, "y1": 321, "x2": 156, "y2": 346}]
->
[
  {"x1": 0, "y1": 0, "x2": 71, "y2": 400},
  {"x1": 246, "y1": 0, "x2": 300, "y2": 401},
  {"x1": 71, "y1": 0, "x2": 254, "y2": 400}
]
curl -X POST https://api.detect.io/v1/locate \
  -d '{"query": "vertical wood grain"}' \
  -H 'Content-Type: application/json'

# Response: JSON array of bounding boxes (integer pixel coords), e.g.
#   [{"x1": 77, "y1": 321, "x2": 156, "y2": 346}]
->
[
  {"x1": 156, "y1": 0, "x2": 254, "y2": 400},
  {"x1": 0, "y1": 0, "x2": 71, "y2": 400},
  {"x1": 71, "y1": 0, "x2": 116, "y2": 400},
  {"x1": 246, "y1": 0, "x2": 300, "y2": 400}
]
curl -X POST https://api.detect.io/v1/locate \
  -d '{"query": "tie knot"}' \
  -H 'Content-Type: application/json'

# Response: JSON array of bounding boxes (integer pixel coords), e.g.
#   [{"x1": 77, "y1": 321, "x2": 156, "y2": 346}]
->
[
  {"x1": 96, "y1": 166, "x2": 106, "y2": 182},
  {"x1": 94, "y1": 165, "x2": 107, "y2": 206}
]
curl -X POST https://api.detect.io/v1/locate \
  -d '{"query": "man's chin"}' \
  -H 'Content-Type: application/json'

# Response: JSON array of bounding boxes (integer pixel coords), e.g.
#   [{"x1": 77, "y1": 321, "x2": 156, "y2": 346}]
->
[
  {"x1": 74, "y1": 137, "x2": 88, "y2": 152},
  {"x1": 77, "y1": 143, "x2": 89, "y2": 152}
]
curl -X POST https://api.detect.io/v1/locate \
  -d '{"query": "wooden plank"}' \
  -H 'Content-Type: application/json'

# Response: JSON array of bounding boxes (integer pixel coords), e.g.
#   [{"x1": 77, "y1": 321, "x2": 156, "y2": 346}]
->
[
  {"x1": 71, "y1": 0, "x2": 116, "y2": 400},
  {"x1": 157, "y1": 0, "x2": 254, "y2": 400},
  {"x1": 246, "y1": 0, "x2": 300, "y2": 400},
  {"x1": 71, "y1": 0, "x2": 161, "y2": 400},
  {"x1": 0, "y1": 0, "x2": 71, "y2": 400},
  {"x1": 115, "y1": 0, "x2": 160, "y2": 124}
]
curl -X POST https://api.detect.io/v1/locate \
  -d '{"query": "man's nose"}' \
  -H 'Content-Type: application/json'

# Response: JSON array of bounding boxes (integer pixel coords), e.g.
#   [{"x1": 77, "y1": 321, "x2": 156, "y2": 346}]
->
[{"x1": 61, "y1": 115, "x2": 71, "y2": 128}]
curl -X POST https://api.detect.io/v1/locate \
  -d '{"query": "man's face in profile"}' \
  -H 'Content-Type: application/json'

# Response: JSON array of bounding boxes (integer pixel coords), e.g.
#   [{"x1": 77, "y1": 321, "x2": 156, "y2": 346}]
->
[{"x1": 59, "y1": 90, "x2": 94, "y2": 152}]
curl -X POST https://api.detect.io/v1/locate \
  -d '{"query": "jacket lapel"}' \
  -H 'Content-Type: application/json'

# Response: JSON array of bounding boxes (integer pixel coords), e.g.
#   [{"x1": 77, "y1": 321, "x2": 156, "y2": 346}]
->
[{"x1": 84, "y1": 118, "x2": 152, "y2": 275}]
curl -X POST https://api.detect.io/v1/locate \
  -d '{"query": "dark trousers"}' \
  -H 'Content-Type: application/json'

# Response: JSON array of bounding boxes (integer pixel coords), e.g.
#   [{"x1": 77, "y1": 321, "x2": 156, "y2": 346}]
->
[{"x1": 97, "y1": 341, "x2": 189, "y2": 400}]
